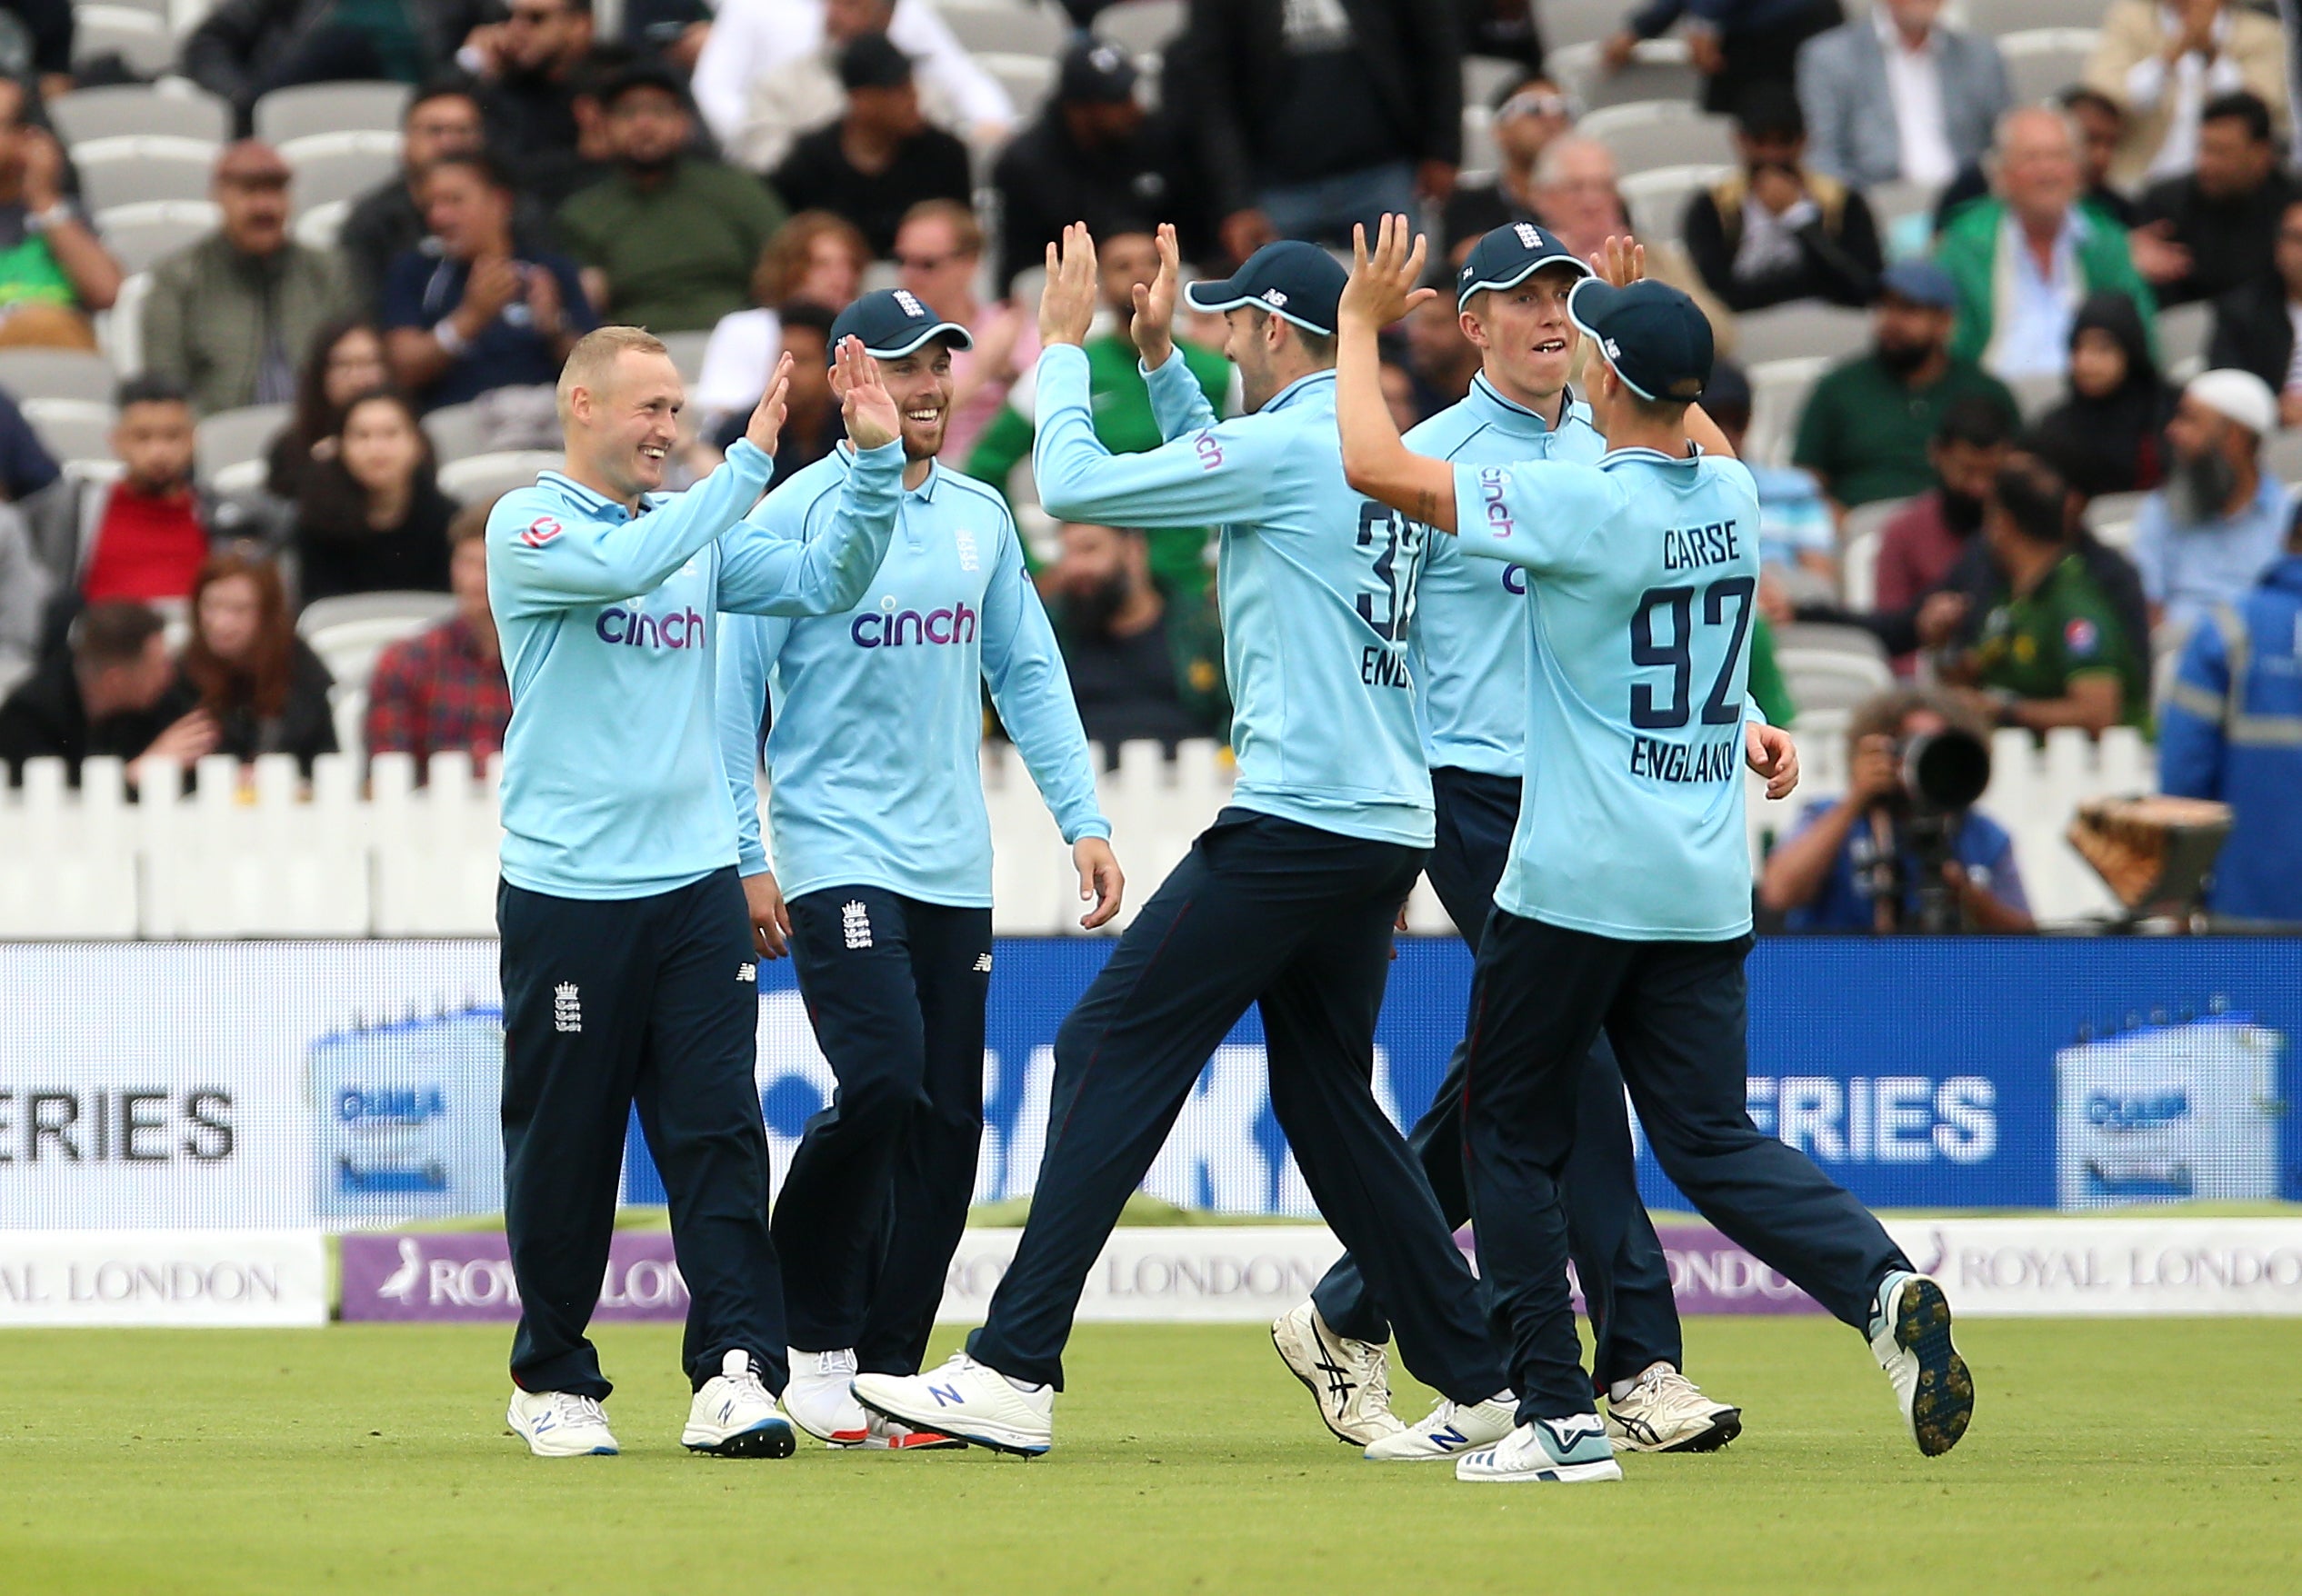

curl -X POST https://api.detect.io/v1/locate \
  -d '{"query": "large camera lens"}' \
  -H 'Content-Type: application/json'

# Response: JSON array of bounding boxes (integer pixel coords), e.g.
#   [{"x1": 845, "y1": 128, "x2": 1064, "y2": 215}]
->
[{"x1": 1903, "y1": 728, "x2": 1991, "y2": 813}]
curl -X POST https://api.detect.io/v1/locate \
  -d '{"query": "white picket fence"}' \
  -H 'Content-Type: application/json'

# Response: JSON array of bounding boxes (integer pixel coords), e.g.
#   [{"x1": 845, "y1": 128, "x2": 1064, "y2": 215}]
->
[{"x1": 0, "y1": 728, "x2": 2153, "y2": 939}]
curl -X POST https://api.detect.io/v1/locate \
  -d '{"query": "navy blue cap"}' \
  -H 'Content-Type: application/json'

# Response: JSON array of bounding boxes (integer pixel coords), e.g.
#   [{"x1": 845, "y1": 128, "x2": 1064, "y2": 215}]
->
[
  {"x1": 1877, "y1": 259, "x2": 1957, "y2": 310},
  {"x1": 1456, "y1": 221, "x2": 1590, "y2": 308},
  {"x1": 1566, "y1": 278, "x2": 1714, "y2": 403},
  {"x1": 1184, "y1": 240, "x2": 1346, "y2": 336},
  {"x1": 826, "y1": 288, "x2": 974, "y2": 364}
]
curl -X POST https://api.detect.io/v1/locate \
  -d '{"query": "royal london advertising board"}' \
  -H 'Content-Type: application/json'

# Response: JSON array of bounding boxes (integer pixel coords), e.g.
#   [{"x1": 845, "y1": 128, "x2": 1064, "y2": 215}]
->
[{"x1": 1, "y1": 936, "x2": 2296, "y2": 1230}]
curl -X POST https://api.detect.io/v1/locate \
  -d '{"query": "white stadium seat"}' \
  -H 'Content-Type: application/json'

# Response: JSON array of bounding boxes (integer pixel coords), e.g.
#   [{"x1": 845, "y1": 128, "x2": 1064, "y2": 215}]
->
[
  {"x1": 51, "y1": 84, "x2": 231, "y2": 146},
  {"x1": 0, "y1": 347, "x2": 121, "y2": 403},
  {"x1": 1618, "y1": 163, "x2": 1728, "y2": 245},
  {"x1": 20, "y1": 399, "x2": 116, "y2": 464},
  {"x1": 1581, "y1": 103, "x2": 1737, "y2": 179},
  {"x1": 101, "y1": 272, "x2": 154, "y2": 377},
  {"x1": 92, "y1": 200, "x2": 221, "y2": 275},
  {"x1": 1998, "y1": 29, "x2": 2101, "y2": 107},
  {"x1": 277, "y1": 131, "x2": 403, "y2": 214},
  {"x1": 195, "y1": 403, "x2": 291, "y2": 479},
  {"x1": 71, "y1": 135, "x2": 218, "y2": 213},
  {"x1": 1093, "y1": 0, "x2": 1184, "y2": 56},
  {"x1": 1732, "y1": 303, "x2": 1873, "y2": 366},
  {"x1": 72, "y1": 6, "x2": 177, "y2": 78},
  {"x1": 253, "y1": 82, "x2": 413, "y2": 143},
  {"x1": 440, "y1": 451, "x2": 562, "y2": 504},
  {"x1": 976, "y1": 52, "x2": 1058, "y2": 120},
  {"x1": 941, "y1": 3, "x2": 1067, "y2": 56}
]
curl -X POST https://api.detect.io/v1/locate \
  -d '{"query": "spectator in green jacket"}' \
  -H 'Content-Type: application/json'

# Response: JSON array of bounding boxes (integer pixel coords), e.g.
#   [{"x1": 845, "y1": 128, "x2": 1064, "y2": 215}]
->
[
  {"x1": 1933, "y1": 105, "x2": 2156, "y2": 383},
  {"x1": 966, "y1": 230, "x2": 1235, "y2": 598}
]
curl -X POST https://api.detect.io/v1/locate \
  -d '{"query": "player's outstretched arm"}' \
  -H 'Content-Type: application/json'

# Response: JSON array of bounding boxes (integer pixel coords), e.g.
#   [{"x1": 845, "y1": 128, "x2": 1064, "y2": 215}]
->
[{"x1": 1336, "y1": 214, "x2": 1459, "y2": 533}]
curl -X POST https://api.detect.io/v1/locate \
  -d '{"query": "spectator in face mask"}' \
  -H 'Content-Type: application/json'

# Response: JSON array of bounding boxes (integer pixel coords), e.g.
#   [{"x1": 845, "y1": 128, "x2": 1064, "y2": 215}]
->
[
  {"x1": 2028, "y1": 291, "x2": 2178, "y2": 504},
  {"x1": 1040, "y1": 521, "x2": 1229, "y2": 754}
]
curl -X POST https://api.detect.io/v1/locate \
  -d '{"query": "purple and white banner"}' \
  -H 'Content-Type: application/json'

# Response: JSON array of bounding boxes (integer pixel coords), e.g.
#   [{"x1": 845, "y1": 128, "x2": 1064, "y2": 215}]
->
[{"x1": 343, "y1": 1217, "x2": 2302, "y2": 1323}]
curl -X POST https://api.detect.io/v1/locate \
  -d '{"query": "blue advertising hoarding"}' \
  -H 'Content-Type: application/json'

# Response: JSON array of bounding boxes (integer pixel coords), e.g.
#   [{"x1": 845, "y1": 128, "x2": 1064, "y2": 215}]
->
[{"x1": 626, "y1": 936, "x2": 2302, "y2": 1215}]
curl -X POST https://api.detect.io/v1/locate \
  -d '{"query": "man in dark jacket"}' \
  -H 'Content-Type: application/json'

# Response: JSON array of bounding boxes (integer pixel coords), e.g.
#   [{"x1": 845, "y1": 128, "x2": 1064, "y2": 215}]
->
[
  {"x1": 0, "y1": 599, "x2": 212, "y2": 787},
  {"x1": 1168, "y1": 0, "x2": 1461, "y2": 263},
  {"x1": 1682, "y1": 83, "x2": 1881, "y2": 312},
  {"x1": 2131, "y1": 91, "x2": 2297, "y2": 310},
  {"x1": 1603, "y1": 0, "x2": 1841, "y2": 117},
  {"x1": 2207, "y1": 192, "x2": 2302, "y2": 427},
  {"x1": 182, "y1": 0, "x2": 488, "y2": 132}
]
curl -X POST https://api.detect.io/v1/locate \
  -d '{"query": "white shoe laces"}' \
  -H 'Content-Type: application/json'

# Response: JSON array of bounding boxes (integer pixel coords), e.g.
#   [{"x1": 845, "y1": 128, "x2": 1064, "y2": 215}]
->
[
  {"x1": 725, "y1": 1361, "x2": 772, "y2": 1404},
  {"x1": 550, "y1": 1392, "x2": 606, "y2": 1429}
]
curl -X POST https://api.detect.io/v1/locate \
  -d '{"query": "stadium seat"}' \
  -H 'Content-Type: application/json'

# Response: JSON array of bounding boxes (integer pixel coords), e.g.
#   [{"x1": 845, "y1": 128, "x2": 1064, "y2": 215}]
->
[
  {"x1": 301, "y1": 593, "x2": 460, "y2": 693},
  {"x1": 1732, "y1": 303, "x2": 1872, "y2": 365},
  {"x1": 1093, "y1": 0, "x2": 1184, "y2": 56},
  {"x1": 1463, "y1": 54, "x2": 1523, "y2": 115},
  {"x1": 100, "y1": 272, "x2": 154, "y2": 377},
  {"x1": 419, "y1": 401, "x2": 486, "y2": 464},
  {"x1": 50, "y1": 84, "x2": 231, "y2": 146},
  {"x1": 2266, "y1": 425, "x2": 2302, "y2": 486},
  {"x1": 2157, "y1": 300, "x2": 2213, "y2": 381},
  {"x1": 1548, "y1": 40, "x2": 1699, "y2": 111},
  {"x1": 72, "y1": 135, "x2": 219, "y2": 213},
  {"x1": 251, "y1": 81, "x2": 412, "y2": 144},
  {"x1": 1745, "y1": 354, "x2": 1832, "y2": 467},
  {"x1": 293, "y1": 198, "x2": 349, "y2": 252},
  {"x1": 1837, "y1": 497, "x2": 1911, "y2": 610},
  {"x1": 92, "y1": 200, "x2": 221, "y2": 275},
  {"x1": 2004, "y1": 369, "x2": 2066, "y2": 422},
  {"x1": 976, "y1": 52, "x2": 1058, "y2": 120},
  {"x1": 1972, "y1": 0, "x2": 2115, "y2": 36},
  {"x1": 1776, "y1": 646, "x2": 1894, "y2": 715},
  {"x1": 1617, "y1": 162, "x2": 1729, "y2": 244},
  {"x1": 194, "y1": 403, "x2": 289, "y2": 480},
  {"x1": 1998, "y1": 29, "x2": 2100, "y2": 106},
  {"x1": 276, "y1": 131, "x2": 403, "y2": 214},
  {"x1": 439, "y1": 451, "x2": 561, "y2": 504},
  {"x1": 1544, "y1": 0, "x2": 1627, "y2": 51},
  {"x1": 0, "y1": 347, "x2": 122, "y2": 404},
  {"x1": 20, "y1": 399, "x2": 116, "y2": 465},
  {"x1": 1581, "y1": 103, "x2": 1737, "y2": 178},
  {"x1": 657, "y1": 329, "x2": 711, "y2": 383},
  {"x1": 1460, "y1": 104, "x2": 1498, "y2": 178},
  {"x1": 0, "y1": 757, "x2": 140, "y2": 938},
  {"x1": 72, "y1": 6, "x2": 177, "y2": 78},
  {"x1": 941, "y1": 2, "x2": 1067, "y2": 57}
]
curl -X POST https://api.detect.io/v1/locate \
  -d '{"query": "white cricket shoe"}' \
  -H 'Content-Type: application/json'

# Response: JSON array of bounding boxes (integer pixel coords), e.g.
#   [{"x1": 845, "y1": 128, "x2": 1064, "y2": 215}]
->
[
  {"x1": 785, "y1": 1349, "x2": 869, "y2": 1446},
  {"x1": 1363, "y1": 1392, "x2": 1517, "y2": 1461},
  {"x1": 1868, "y1": 1270, "x2": 1974, "y2": 1457},
  {"x1": 681, "y1": 1349, "x2": 797, "y2": 1458},
  {"x1": 506, "y1": 1389, "x2": 618, "y2": 1457},
  {"x1": 852, "y1": 1352, "x2": 1053, "y2": 1456},
  {"x1": 1456, "y1": 1414, "x2": 1624, "y2": 1484},
  {"x1": 1269, "y1": 1301, "x2": 1404, "y2": 1445},
  {"x1": 1604, "y1": 1362, "x2": 1743, "y2": 1452}
]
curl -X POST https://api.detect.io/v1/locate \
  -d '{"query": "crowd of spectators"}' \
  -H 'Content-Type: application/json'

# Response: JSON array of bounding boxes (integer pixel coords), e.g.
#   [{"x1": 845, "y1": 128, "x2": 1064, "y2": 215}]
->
[{"x1": 0, "y1": 0, "x2": 2297, "y2": 920}]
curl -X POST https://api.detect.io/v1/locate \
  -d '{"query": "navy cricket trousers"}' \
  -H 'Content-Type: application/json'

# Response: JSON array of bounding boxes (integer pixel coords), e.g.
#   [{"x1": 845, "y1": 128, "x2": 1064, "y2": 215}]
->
[
  {"x1": 499, "y1": 867, "x2": 787, "y2": 1399},
  {"x1": 1462, "y1": 913, "x2": 1910, "y2": 1421},
  {"x1": 968, "y1": 809, "x2": 1510, "y2": 1403},
  {"x1": 1310, "y1": 766, "x2": 1685, "y2": 1389},
  {"x1": 776, "y1": 886, "x2": 992, "y2": 1375}
]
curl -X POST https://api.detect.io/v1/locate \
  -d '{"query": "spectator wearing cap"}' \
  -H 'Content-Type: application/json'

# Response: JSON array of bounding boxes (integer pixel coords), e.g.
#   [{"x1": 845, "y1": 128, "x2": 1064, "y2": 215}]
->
[
  {"x1": 890, "y1": 199, "x2": 1035, "y2": 461},
  {"x1": 142, "y1": 140, "x2": 355, "y2": 417},
  {"x1": 724, "y1": 0, "x2": 993, "y2": 172},
  {"x1": 381, "y1": 151, "x2": 597, "y2": 412},
  {"x1": 1934, "y1": 107, "x2": 2157, "y2": 384},
  {"x1": 2083, "y1": 0, "x2": 2288, "y2": 191},
  {"x1": 1174, "y1": 0, "x2": 1462, "y2": 263},
  {"x1": 2132, "y1": 368, "x2": 2291, "y2": 638},
  {"x1": 0, "y1": 75, "x2": 121, "y2": 350},
  {"x1": 2207, "y1": 194, "x2": 2302, "y2": 426},
  {"x1": 180, "y1": 0, "x2": 476, "y2": 133},
  {"x1": 2029, "y1": 290, "x2": 2179, "y2": 502},
  {"x1": 1600, "y1": 0, "x2": 1839, "y2": 118},
  {"x1": 25, "y1": 377, "x2": 229, "y2": 610},
  {"x1": 770, "y1": 33, "x2": 972, "y2": 258},
  {"x1": 991, "y1": 39, "x2": 1201, "y2": 294},
  {"x1": 472, "y1": 0, "x2": 598, "y2": 208},
  {"x1": 1796, "y1": 0, "x2": 2009, "y2": 192},
  {"x1": 363, "y1": 499, "x2": 513, "y2": 776},
  {"x1": 966, "y1": 229, "x2": 1234, "y2": 601},
  {"x1": 1683, "y1": 85, "x2": 1882, "y2": 314},
  {"x1": 693, "y1": 0, "x2": 1014, "y2": 157},
  {"x1": 1040, "y1": 520, "x2": 1230, "y2": 752},
  {"x1": 1701, "y1": 361, "x2": 1835, "y2": 595},
  {"x1": 2160, "y1": 504, "x2": 2302, "y2": 922},
  {"x1": 2130, "y1": 92, "x2": 2297, "y2": 310},
  {"x1": 0, "y1": 600, "x2": 216, "y2": 789},
  {"x1": 1793, "y1": 260, "x2": 2018, "y2": 513},
  {"x1": 1439, "y1": 75, "x2": 1575, "y2": 264},
  {"x1": 556, "y1": 63, "x2": 788, "y2": 334}
]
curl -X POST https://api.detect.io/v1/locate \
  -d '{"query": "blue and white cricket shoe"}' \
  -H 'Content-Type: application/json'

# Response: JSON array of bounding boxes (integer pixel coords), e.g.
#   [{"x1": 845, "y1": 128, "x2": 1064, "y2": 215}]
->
[
  {"x1": 1455, "y1": 1414, "x2": 1624, "y2": 1484},
  {"x1": 1363, "y1": 1392, "x2": 1516, "y2": 1461},
  {"x1": 506, "y1": 1388, "x2": 619, "y2": 1457},
  {"x1": 1868, "y1": 1270, "x2": 1973, "y2": 1457},
  {"x1": 681, "y1": 1349, "x2": 797, "y2": 1458},
  {"x1": 853, "y1": 1352, "x2": 1053, "y2": 1457}
]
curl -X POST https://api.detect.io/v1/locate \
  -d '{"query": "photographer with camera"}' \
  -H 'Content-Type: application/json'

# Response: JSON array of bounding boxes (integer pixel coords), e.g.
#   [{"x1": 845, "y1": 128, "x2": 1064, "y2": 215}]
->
[{"x1": 1760, "y1": 688, "x2": 2033, "y2": 933}]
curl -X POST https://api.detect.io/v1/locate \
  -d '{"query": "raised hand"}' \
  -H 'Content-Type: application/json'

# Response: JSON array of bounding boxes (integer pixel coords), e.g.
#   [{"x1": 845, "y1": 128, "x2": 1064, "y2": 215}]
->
[
  {"x1": 1128, "y1": 222, "x2": 1183, "y2": 369},
  {"x1": 1037, "y1": 222, "x2": 1099, "y2": 348},
  {"x1": 743, "y1": 350, "x2": 795, "y2": 456},
  {"x1": 1590, "y1": 234, "x2": 1647, "y2": 289},
  {"x1": 1339, "y1": 214, "x2": 1434, "y2": 333},
  {"x1": 834, "y1": 334, "x2": 901, "y2": 450}
]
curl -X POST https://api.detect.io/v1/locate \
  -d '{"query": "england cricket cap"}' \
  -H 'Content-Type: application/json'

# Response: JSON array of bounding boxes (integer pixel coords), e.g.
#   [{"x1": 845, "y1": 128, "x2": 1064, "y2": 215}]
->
[
  {"x1": 1456, "y1": 221, "x2": 1589, "y2": 308},
  {"x1": 826, "y1": 288, "x2": 974, "y2": 364},
  {"x1": 1566, "y1": 277, "x2": 1714, "y2": 403},
  {"x1": 1184, "y1": 241, "x2": 1346, "y2": 337}
]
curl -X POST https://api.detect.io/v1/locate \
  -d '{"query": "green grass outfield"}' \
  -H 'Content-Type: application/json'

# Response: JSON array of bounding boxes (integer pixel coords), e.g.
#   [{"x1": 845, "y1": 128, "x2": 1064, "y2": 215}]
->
[{"x1": 1, "y1": 1318, "x2": 2294, "y2": 1595}]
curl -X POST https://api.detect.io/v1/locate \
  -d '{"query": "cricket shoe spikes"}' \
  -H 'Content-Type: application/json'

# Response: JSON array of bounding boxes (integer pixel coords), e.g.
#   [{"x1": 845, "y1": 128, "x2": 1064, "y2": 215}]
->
[
  {"x1": 682, "y1": 1349, "x2": 797, "y2": 1458},
  {"x1": 1869, "y1": 1271, "x2": 1974, "y2": 1457},
  {"x1": 853, "y1": 1352, "x2": 1053, "y2": 1457}
]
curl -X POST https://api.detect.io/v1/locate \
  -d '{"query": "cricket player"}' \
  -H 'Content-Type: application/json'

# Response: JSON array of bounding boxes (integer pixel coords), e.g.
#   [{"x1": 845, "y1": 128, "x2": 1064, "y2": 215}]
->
[
  {"x1": 852, "y1": 224, "x2": 1516, "y2": 1457},
  {"x1": 492, "y1": 327, "x2": 904, "y2": 1460},
  {"x1": 716, "y1": 290, "x2": 1124, "y2": 1450},
  {"x1": 1279, "y1": 221, "x2": 1740, "y2": 1461},
  {"x1": 1335, "y1": 216, "x2": 1973, "y2": 1484}
]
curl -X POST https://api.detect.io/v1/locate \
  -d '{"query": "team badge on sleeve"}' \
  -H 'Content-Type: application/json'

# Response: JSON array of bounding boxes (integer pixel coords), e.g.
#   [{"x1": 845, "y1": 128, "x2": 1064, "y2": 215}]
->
[
  {"x1": 2065, "y1": 616, "x2": 2100, "y2": 659},
  {"x1": 520, "y1": 515, "x2": 564, "y2": 550}
]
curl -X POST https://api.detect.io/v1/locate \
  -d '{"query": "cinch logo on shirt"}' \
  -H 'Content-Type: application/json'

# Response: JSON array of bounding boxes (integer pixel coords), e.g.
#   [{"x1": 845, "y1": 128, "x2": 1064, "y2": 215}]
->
[
  {"x1": 850, "y1": 597, "x2": 979, "y2": 649},
  {"x1": 1476, "y1": 466, "x2": 1516, "y2": 538},
  {"x1": 596, "y1": 606, "x2": 706, "y2": 648}
]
